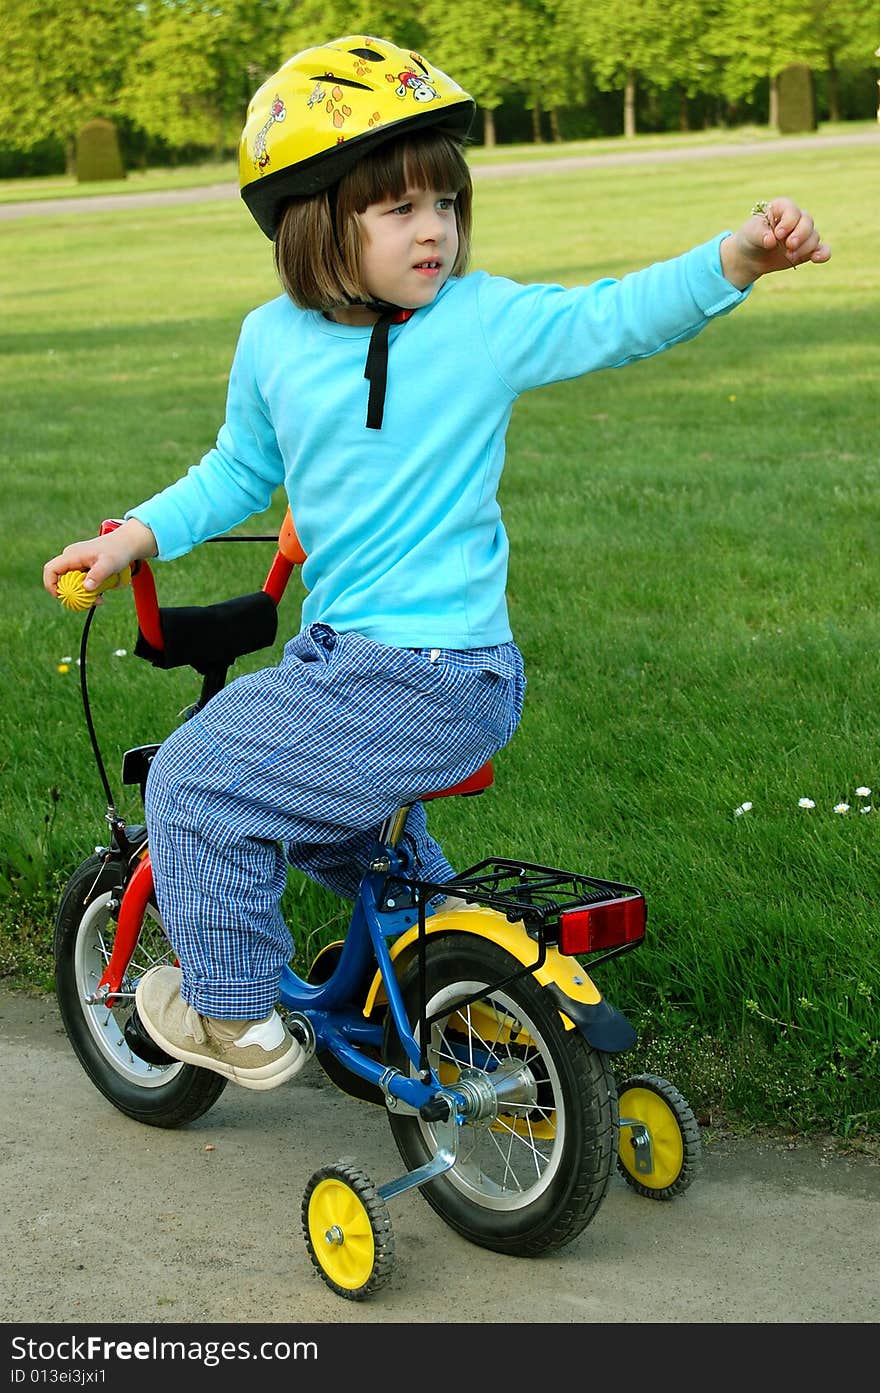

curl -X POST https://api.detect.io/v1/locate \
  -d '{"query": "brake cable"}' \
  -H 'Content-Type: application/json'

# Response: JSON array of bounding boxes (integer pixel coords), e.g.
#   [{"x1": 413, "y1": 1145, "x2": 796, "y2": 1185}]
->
[{"x1": 78, "y1": 604, "x2": 117, "y2": 812}]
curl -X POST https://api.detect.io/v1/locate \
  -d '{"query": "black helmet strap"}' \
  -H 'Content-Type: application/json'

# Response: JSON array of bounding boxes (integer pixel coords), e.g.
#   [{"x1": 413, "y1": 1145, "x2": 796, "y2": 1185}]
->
[{"x1": 363, "y1": 307, "x2": 414, "y2": 430}]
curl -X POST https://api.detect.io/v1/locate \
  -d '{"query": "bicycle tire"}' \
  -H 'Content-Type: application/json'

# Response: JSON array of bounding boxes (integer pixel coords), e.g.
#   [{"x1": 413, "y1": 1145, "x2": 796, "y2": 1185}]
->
[
  {"x1": 54, "y1": 854, "x2": 226, "y2": 1128},
  {"x1": 383, "y1": 933, "x2": 618, "y2": 1257}
]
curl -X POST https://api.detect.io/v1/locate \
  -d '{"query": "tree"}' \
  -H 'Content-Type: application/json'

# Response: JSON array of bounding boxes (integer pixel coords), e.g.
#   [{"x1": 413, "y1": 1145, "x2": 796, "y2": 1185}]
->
[
  {"x1": 121, "y1": 1, "x2": 289, "y2": 160},
  {"x1": 652, "y1": 0, "x2": 725, "y2": 131},
  {"x1": 808, "y1": 0, "x2": 880, "y2": 121},
  {"x1": 706, "y1": 0, "x2": 823, "y2": 124},
  {"x1": 580, "y1": 0, "x2": 689, "y2": 137},
  {"x1": 123, "y1": 3, "x2": 235, "y2": 156},
  {"x1": 420, "y1": 0, "x2": 542, "y2": 146},
  {"x1": 0, "y1": 0, "x2": 140, "y2": 172},
  {"x1": 281, "y1": 1, "x2": 428, "y2": 57},
  {"x1": 518, "y1": 0, "x2": 594, "y2": 141}
]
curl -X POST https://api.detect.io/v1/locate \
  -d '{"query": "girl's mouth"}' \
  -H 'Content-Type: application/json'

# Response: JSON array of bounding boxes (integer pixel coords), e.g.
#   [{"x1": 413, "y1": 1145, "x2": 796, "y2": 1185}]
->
[{"x1": 413, "y1": 261, "x2": 441, "y2": 277}]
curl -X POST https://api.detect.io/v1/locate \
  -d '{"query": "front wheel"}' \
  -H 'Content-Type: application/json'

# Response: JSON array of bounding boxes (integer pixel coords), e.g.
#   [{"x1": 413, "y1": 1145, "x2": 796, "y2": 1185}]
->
[
  {"x1": 383, "y1": 934, "x2": 619, "y2": 1257},
  {"x1": 54, "y1": 854, "x2": 226, "y2": 1127}
]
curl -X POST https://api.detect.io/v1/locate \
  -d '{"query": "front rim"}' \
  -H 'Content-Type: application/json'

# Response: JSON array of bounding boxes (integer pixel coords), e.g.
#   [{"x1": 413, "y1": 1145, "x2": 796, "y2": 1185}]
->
[
  {"x1": 72, "y1": 890, "x2": 183, "y2": 1088},
  {"x1": 415, "y1": 979, "x2": 567, "y2": 1212}
]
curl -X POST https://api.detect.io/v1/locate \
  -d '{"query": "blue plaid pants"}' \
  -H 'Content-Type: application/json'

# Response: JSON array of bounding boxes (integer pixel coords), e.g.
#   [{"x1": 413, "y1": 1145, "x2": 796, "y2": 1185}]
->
[{"x1": 144, "y1": 624, "x2": 525, "y2": 1018}]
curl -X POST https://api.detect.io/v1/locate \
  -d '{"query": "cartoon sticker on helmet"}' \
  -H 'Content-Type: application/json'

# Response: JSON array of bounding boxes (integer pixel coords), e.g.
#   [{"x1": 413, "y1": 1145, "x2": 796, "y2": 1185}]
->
[
  {"x1": 387, "y1": 52, "x2": 439, "y2": 104},
  {"x1": 325, "y1": 85, "x2": 353, "y2": 129},
  {"x1": 395, "y1": 70, "x2": 438, "y2": 102},
  {"x1": 253, "y1": 96, "x2": 286, "y2": 171}
]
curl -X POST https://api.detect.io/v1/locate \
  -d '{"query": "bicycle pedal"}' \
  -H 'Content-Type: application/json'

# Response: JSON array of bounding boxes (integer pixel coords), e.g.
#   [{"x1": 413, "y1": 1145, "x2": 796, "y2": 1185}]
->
[
  {"x1": 283, "y1": 1011, "x2": 316, "y2": 1058},
  {"x1": 123, "y1": 1007, "x2": 176, "y2": 1067}
]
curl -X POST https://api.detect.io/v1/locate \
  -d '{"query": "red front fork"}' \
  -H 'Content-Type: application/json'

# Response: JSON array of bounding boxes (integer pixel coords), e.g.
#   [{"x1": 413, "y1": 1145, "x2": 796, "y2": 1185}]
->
[{"x1": 96, "y1": 854, "x2": 157, "y2": 1004}]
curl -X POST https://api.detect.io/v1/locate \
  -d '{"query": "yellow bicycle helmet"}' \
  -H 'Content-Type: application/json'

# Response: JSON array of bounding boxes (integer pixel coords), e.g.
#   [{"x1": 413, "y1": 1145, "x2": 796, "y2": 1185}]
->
[{"x1": 239, "y1": 35, "x2": 475, "y2": 239}]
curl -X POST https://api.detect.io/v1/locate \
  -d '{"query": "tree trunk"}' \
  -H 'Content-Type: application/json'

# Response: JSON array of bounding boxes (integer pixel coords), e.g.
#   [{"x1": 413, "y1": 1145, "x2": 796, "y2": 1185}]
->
[
  {"x1": 531, "y1": 97, "x2": 543, "y2": 142},
  {"x1": 826, "y1": 53, "x2": 840, "y2": 122},
  {"x1": 65, "y1": 139, "x2": 76, "y2": 176},
  {"x1": 482, "y1": 107, "x2": 496, "y2": 148},
  {"x1": 678, "y1": 86, "x2": 690, "y2": 132},
  {"x1": 624, "y1": 70, "x2": 636, "y2": 137},
  {"x1": 549, "y1": 108, "x2": 562, "y2": 142},
  {"x1": 768, "y1": 73, "x2": 778, "y2": 128}
]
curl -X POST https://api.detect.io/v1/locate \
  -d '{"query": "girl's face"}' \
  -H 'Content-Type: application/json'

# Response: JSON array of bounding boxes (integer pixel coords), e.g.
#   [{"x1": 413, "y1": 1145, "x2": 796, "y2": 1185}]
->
[{"x1": 339, "y1": 186, "x2": 459, "y2": 323}]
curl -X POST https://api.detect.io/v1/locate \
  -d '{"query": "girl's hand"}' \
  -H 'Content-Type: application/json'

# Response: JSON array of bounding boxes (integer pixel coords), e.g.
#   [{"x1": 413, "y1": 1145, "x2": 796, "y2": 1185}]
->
[
  {"x1": 43, "y1": 519, "x2": 157, "y2": 598},
  {"x1": 720, "y1": 197, "x2": 831, "y2": 289}
]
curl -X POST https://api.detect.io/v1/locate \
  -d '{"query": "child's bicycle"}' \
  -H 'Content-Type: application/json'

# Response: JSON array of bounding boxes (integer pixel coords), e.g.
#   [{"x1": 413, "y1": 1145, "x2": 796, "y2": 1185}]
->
[{"x1": 53, "y1": 512, "x2": 701, "y2": 1300}]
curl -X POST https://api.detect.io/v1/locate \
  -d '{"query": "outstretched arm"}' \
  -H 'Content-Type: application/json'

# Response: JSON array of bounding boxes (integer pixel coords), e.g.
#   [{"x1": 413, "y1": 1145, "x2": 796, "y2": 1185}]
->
[{"x1": 720, "y1": 197, "x2": 831, "y2": 290}]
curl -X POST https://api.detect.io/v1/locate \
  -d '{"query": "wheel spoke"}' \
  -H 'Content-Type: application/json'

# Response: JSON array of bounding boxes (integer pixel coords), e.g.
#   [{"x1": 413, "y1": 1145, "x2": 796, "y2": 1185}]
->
[
  {"x1": 66, "y1": 884, "x2": 185, "y2": 1090},
  {"x1": 487, "y1": 1114, "x2": 551, "y2": 1172}
]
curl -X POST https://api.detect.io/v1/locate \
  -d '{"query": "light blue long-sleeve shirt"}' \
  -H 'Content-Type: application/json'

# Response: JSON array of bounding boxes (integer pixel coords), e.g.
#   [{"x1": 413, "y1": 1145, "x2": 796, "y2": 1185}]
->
[{"x1": 128, "y1": 233, "x2": 749, "y2": 648}]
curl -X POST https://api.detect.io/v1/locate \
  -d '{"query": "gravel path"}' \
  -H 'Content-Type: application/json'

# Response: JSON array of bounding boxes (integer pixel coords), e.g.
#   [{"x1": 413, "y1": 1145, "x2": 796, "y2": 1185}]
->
[
  {"x1": 2, "y1": 984, "x2": 878, "y2": 1328},
  {"x1": 1, "y1": 128, "x2": 877, "y2": 221}
]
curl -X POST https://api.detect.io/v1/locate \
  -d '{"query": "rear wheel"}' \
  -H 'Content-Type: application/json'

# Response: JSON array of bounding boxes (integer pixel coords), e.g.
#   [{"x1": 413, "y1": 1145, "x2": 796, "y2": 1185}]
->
[
  {"x1": 383, "y1": 934, "x2": 618, "y2": 1257},
  {"x1": 54, "y1": 854, "x2": 226, "y2": 1127}
]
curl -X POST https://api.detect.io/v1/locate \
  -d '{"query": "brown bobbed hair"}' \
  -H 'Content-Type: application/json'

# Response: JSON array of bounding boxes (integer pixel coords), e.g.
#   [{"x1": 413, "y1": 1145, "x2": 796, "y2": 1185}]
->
[{"x1": 273, "y1": 128, "x2": 472, "y2": 312}]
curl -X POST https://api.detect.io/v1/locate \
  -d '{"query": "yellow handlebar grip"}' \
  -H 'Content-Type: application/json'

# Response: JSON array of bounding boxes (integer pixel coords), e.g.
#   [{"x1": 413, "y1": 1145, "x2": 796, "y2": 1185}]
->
[{"x1": 57, "y1": 567, "x2": 132, "y2": 612}]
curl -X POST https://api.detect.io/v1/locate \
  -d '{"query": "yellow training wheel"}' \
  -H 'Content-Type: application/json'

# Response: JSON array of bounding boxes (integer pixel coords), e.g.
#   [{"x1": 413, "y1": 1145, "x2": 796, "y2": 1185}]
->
[
  {"x1": 617, "y1": 1073, "x2": 701, "y2": 1200},
  {"x1": 302, "y1": 1160, "x2": 394, "y2": 1299},
  {"x1": 57, "y1": 567, "x2": 132, "y2": 611}
]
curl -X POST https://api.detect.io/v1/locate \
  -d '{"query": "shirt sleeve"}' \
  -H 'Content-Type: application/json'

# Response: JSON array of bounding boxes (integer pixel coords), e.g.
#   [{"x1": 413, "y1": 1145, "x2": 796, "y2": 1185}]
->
[
  {"x1": 476, "y1": 233, "x2": 751, "y2": 396},
  {"x1": 125, "y1": 312, "x2": 286, "y2": 560}
]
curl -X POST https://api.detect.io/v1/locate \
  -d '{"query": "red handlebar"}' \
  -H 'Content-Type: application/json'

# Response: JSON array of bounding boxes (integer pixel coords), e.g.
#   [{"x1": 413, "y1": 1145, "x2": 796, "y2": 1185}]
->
[
  {"x1": 99, "y1": 519, "x2": 164, "y2": 651},
  {"x1": 97, "y1": 510, "x2": 304, "y2": 649}
]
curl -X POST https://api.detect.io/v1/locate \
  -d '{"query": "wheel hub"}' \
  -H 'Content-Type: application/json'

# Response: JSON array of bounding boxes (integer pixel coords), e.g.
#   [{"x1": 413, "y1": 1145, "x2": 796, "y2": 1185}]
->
[{"x1": 455, "y1": 1058, "x2": 538, "y2": 1122}]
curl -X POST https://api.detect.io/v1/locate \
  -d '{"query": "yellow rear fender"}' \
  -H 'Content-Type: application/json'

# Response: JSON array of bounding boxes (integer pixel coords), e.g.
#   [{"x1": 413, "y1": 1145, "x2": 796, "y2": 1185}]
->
[{"x1": 363, "y1": 905, "x2": 637, "y2": 1053}]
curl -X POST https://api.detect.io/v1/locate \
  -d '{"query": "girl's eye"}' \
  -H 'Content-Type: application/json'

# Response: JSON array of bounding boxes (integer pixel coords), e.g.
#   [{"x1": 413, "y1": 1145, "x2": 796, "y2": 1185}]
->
[
  {"x1": 391, "y1": 203, "x2": 412, "y2": 215},
  {"x1": 437, "y1": 198, "x2": 455, "y2": 211}
]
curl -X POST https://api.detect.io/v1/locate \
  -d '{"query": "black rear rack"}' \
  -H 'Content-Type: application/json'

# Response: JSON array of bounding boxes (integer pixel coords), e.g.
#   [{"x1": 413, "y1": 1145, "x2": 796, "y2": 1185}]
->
[
  {"x1": 385, "y1": 856, "x2": 644, "y2": 940},
  {"x1": 383, "y1": 857, "x2": 645, "y2": 1079}
]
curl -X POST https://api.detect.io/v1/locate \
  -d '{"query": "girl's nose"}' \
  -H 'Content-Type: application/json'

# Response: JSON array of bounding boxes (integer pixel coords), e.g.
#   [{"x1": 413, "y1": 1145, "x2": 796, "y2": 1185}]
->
[{"x1": 418, "y1": 211, "x2": 445, "y2": 242}]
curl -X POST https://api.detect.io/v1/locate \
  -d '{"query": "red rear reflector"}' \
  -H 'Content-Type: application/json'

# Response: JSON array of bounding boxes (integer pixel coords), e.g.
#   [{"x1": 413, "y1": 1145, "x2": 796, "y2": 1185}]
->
[{"x1": 558, "y1": 896, "x2": 646, "y2": 955}]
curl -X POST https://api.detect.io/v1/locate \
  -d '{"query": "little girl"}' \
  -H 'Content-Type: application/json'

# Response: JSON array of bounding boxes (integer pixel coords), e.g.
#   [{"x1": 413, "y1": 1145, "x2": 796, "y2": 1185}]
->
[{"x1": 43, "y1": 36, "x2": 831, "y2": 1090}]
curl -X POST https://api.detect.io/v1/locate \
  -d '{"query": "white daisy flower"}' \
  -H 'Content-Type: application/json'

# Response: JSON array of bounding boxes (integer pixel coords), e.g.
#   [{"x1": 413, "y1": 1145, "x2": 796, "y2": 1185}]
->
[
  {"x1": 833, "y1": 803, "x2": 850, "y2": 815},
  {"x1": 798, "y1": 798, "x2": 815, "y2": 809},
  {"x1": 859, "y1": 805, "x2": 872, "y2": 815},
  {"x1": 855, "y1": 787, "x2": 871, "y2": 798},
  {"x1": 113, "y1": 648, "x2": 127, "y2": 658}
]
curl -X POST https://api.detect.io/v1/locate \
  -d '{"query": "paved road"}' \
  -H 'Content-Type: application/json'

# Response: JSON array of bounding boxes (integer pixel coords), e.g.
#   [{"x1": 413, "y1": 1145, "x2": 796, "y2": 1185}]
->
[
  {"x1": 1, "y1": 129, "x2": 877, "y2": 221},
  {"x1": 1, "y1": 986, "x2": 877, "y2": 1327}
]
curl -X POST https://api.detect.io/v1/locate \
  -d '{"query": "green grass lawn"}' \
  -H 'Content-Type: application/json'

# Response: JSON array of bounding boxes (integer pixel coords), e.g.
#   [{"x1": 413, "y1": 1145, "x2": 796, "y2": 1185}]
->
[
  {"x1": 1, "y1": 135, "x2": 878, "y2": 1138},
  {"x1": 0, "y1": 120, "x2": 875, "y2": 200}
]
